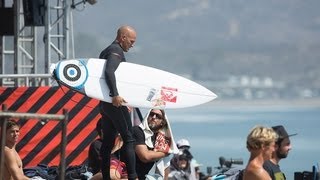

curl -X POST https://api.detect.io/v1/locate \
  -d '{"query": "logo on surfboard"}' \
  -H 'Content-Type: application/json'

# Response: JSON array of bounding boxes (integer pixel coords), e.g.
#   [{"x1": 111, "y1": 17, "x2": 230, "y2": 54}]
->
[
  {"x1": 147, "y1": 86, "x2": 178, "y2": 108},
  {"x1": 160, "y1": 86, "x2": 178, "y2": 103}
]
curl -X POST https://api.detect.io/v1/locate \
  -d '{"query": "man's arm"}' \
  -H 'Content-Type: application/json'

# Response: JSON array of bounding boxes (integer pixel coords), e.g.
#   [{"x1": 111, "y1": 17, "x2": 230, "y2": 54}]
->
[
  {"x1": 104, "y1": 53, "x2": 127, "y2": 107},
  {"x1": 104, "y1": 53, "x2": 121, "y2": 96},
  {"x1": 4, "y1": 148, "x2": 29, "y2": 180},
  {"x1": 133, "y1": 126, "x2": 168, "y2": 163},
  {"x1": 135, "y1": 144, "x2": 167, "y2": 163}
]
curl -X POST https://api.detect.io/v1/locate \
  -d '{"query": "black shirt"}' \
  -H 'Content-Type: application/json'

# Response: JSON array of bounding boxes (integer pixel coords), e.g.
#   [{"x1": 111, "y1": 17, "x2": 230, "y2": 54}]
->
[
  {"x1": 133, "y1": 126, "x2": 157, "y2": 180},
  {"x1": 263, "y1": 160, "x2": 286, "y2": 180}
]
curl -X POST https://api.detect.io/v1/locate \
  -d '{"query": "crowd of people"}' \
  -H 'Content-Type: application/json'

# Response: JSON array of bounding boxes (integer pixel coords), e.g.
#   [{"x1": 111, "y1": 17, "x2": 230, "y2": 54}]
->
[
  {"x1": 85, "y1": 108, "x2": 297, "y2": 180},
  {"x1": 0, "y1": 115, "x2": 297, "y2": 180},
  {"x1": 0, "y1": 25, "x2": 298, "y2": 180},
  {"x1": 88, "y1": 113, "x2": 203, "y2": 180}
]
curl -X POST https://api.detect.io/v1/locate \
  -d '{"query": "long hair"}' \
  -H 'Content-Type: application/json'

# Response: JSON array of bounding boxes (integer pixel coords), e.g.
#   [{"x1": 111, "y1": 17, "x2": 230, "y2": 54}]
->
[{"x1": 159, "y1": 109, "x2": 167, "y2": 128}]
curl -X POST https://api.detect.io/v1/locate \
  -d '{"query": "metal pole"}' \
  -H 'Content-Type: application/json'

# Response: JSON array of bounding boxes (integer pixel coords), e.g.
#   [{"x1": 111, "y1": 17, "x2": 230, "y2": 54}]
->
[
  {"x1": 0, "y1": 112, "x2": 65, "y2": 120},
  {"x1": 59, "y1": 109, "x2": 68, "y2": 180},
  {"x1": 63, "y1": 0, "x2": 70, "y2": 60},
  {"x1": 0, "y1": 0, "x2": 3, "y2": 78},
  {"x1": 44, "y1": 0, "x2": 50, "y2": 74},
  {"x1": 0, "y1": 105, "x2": 8, "y2": 179},
  {"x1": 13, "y1": 0, "x2": 19, "y2": 85}
]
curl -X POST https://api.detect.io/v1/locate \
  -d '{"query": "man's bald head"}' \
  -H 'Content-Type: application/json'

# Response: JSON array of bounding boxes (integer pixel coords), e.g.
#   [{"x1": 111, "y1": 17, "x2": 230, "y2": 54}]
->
[
  {"x1": 117, "y1": 25, "x2": 136, "y2": 38},
  {"x1": 116, "y1": 25, "x2": 137, "y2": 52}
]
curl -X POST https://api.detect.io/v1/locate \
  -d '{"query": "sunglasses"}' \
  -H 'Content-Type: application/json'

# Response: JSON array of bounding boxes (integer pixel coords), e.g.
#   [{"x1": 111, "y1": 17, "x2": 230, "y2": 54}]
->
[{"x1": 149, "y1": 112, "x2": 163, "y2": 120}]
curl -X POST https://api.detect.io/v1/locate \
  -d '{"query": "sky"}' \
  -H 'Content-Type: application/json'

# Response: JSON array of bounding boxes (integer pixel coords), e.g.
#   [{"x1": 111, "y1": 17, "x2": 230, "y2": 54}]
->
[{"x1": 71, "y1": 0, "x2": 320, "y2": 74}]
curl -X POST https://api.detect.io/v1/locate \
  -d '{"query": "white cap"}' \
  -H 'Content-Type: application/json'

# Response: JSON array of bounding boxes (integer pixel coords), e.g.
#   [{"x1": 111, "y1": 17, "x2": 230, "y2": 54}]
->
[{"x1": 177, "y1": 138, "x2": 190, "y2": 149}]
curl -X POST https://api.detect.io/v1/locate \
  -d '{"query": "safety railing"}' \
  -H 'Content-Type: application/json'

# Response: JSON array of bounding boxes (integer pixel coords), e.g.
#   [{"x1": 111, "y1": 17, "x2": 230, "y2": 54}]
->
[
  {"x1": 0, "y1": 104, "x2": 68, "y2": 180},
  {"x1": 0, "y1": 74, "x2": 54, "y2": 87}
]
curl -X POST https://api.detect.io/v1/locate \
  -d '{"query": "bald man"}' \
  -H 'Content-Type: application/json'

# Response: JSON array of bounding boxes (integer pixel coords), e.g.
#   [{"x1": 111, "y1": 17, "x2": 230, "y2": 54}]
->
[{"x1": 98, "y1": 25, "x2": 137, "y2": 180}]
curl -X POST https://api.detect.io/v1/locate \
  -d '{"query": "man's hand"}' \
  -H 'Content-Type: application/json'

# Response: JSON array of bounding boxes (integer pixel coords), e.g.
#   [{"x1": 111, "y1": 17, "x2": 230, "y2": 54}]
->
[
  {"x1": 154, "y1": 132, "x2": 171, "y2": 153},
  {"x1": 112, "y1": 96, "x2": 127, "y2": 107}
]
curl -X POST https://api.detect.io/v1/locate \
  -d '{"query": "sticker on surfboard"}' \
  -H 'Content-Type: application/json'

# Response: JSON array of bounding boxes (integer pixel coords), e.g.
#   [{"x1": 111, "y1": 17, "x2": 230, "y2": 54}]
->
[
  {"x1": 160, "y1": 86, "x2": 178, "y2": 103},
  {"x1": 146, "y1": 86, "x2": 178, "y2": 108}
]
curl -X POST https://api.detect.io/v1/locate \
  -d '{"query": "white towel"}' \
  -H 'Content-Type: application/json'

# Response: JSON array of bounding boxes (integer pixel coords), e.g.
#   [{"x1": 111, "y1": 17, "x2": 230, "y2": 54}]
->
[{"x1": 138, "y1": 109, "x2": 179, "y2": 178}]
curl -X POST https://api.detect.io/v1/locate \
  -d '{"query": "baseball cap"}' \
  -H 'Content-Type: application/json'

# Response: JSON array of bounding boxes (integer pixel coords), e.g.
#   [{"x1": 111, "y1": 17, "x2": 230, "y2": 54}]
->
[
  {"x1": 177, "y1": 139, "x2": 190, "y2": 149},
  {"x1": 272, "y1": 125, "x2": 297, "y2": 139}
]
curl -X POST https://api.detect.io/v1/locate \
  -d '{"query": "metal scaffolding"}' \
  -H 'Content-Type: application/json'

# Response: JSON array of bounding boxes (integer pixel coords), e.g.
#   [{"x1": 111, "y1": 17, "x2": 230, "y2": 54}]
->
[
  {"x1": 45, "y1": 0, "x2": 72, "y2": 73},
  {"x1": 0, "y1": 0, "x2": 75, "y2": 86}
]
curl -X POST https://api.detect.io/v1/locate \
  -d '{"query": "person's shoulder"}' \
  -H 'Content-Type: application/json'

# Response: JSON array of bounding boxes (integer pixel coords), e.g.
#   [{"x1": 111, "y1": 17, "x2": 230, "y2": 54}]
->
[
  {"x1": 4, "y1": 146, "x2": 15, "y2": 154},
  {"x1": 100, "y1": 41, "x2": 123, "y2": 58},
  {"x1": 133, "y1": 126, "x2": 145, "y2": 138},
  {"x1": 4, "y1": 147, "x2": 19, "y2": 162},
  {"x1": 133, "y1": 126, "x2": 146, "y2": 144},
  {"x1": 244, "y1": 167, "x2": 270, "y2": 180},
  {"x1": 133, "y1": 125, "x2": 143, "y2": 132},
  {"x1": 108, "y1": 42, "x2": 123, "y2": 53},
  {"x1": 263, "y1": 160, "x2": 274, "y2": 169}
]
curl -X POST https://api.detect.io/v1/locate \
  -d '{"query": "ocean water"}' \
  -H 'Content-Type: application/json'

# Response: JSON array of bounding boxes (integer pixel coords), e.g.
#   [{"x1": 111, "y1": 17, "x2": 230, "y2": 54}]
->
[{"x1": 140, "y1": 101, "x2": 320, "y2": 180}]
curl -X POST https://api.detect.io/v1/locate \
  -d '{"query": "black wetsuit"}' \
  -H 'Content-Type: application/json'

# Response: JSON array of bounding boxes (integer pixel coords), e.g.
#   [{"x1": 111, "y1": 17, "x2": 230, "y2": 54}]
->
[{"x1": 99, "y1": 41, "x2": 137, "y2": 180}]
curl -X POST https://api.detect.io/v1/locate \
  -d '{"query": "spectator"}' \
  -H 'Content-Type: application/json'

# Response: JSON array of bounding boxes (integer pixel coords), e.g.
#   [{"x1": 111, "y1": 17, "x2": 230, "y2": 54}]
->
[
  {"x1": 168, "y1": 152, "x2": 192, "y2": 180},
  {"x1": 2, "y1": 119, "x2": 30, "y2": 180},
  {"x1": 172, "y1": 138, "x2": 199, "y2": 180},
  {"x1": 243, "y1": 125, "x2": 277, "y2": 180},
  {"x1": 263, "y1": 125, "x2": 297, "y2": 180},
  {"x1": 133, "y1": 109, "x2": 179, "y2": 179}
]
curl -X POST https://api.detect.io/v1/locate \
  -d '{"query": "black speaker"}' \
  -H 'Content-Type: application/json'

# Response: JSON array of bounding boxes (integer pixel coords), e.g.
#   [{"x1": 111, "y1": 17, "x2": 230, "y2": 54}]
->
[
  {"x1": 0, "y1": 8, "x2": 14, "y2": 35},
  {"x1": 22, "y1": 0, "x2": 45, "y2": 26}
]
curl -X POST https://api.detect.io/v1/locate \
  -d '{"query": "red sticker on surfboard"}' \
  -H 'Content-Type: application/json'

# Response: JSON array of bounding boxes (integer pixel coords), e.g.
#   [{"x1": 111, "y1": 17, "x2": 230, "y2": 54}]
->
[{"x1": 160, "y1": 86, "x2": 178, "y2": 103}]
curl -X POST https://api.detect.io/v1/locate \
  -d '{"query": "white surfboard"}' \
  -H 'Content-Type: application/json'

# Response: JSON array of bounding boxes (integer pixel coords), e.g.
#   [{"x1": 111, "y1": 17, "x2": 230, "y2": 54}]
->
[{"x1": 50, "y1": 58, "x2": 217, "y2": 109}]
